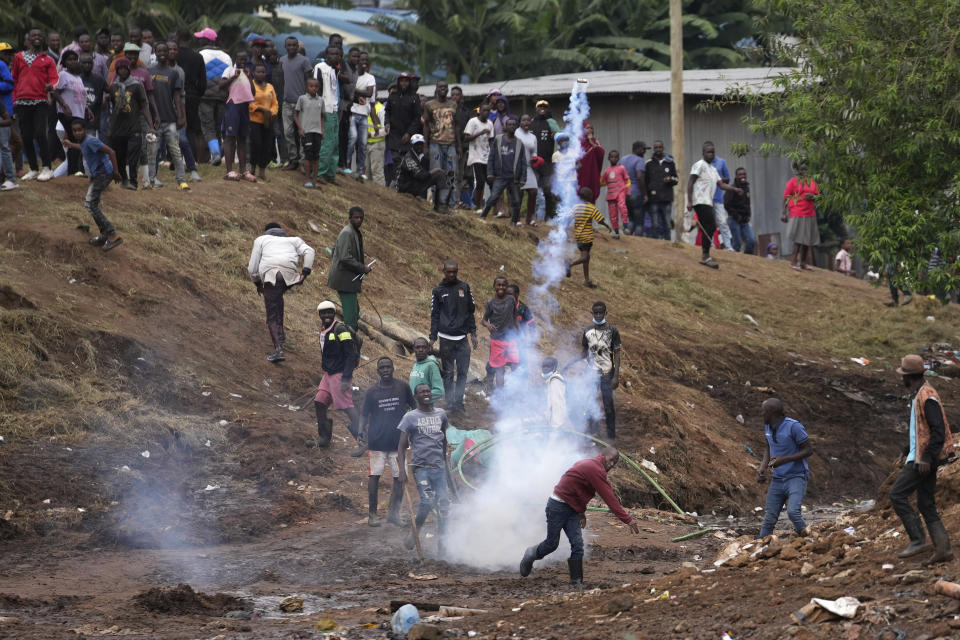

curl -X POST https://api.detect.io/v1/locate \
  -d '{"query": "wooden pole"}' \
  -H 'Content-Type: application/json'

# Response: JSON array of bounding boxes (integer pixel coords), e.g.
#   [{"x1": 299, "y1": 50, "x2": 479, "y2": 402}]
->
[
  {"x1": 404, "y1": 478, "x2": 424, "y2": 562},
  {"x1": 670, "y1": 0, "x2": 685, "y2": 241}
]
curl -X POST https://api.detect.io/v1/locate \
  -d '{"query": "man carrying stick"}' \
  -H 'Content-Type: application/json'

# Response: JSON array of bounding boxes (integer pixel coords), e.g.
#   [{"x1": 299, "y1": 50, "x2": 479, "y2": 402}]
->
[{"x1": 398, "y1": 383, "x2": 450, "y2": 556}]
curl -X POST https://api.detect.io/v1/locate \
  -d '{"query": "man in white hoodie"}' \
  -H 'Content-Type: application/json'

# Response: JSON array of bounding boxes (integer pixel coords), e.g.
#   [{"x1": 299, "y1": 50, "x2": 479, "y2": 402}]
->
[{"x1": 247, "y1": 222, "x2": 316, "y2": 362}]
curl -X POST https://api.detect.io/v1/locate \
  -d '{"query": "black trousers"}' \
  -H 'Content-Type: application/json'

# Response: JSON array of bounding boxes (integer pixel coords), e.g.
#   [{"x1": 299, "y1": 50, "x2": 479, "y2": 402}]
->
[
  {"x1": 439, "y1": 337, "x2": 471, "y2": 408},
  {"x1": 890, "y1": 461, "x2": 941, "y2": 527},
  {"x1": 694, "y1": 204, "x2": 716, "y2": 257},
  {"x1": 599, "y1": 373, "x2": 616, "y2": 439},
  {"x1": 262, "y1": 279, "x2": 289, "y2": 351},
  {"x1": 14, "y1": 102, "x2": 53, "y2": 170},
  {"x1": 111, "y1": 133, "x2": 142, "y2": 183},
  {"x1": 249, "y1": 122, "x2": 273, "y2": 170},
  {"x1": 58, "y1": 114, "x2": 82, "y2": 174}
]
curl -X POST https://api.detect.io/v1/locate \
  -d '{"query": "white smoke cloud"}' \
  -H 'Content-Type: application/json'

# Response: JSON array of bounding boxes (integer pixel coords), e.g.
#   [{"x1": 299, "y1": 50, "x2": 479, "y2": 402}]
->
[{"x1": 444, "y1": 82, "x2": 606, "y2": 571}]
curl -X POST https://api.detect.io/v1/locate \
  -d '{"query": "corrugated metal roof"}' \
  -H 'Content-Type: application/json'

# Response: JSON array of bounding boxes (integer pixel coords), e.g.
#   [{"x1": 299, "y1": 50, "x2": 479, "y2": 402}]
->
[
  {"x1": 267, "y1": 4, "x2": 414, "y2": 45},
  {"x1": 421, "y1": 67, "x2": 794, "y2": 99}
]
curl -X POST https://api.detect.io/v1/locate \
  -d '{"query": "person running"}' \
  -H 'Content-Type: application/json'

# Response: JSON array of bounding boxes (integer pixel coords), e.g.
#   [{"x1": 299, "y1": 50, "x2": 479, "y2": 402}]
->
[
  {"x1": 294, "y1": 76, "x2": 324, "y2": 189},
  {"x1": 398, "y1": 382, "x2": 451, "y2": 554},
  {"x1": 361, "y1": 356, "x2": 416, "y2": 527},
  {"x1": 600, "y1": 150, "x2": 630, "y2": 238},
  {"x1": 889, "y1": 355, "x2": 954, "y2": 565},
  {"x1": 62, "y1": 118, "x2": 123, "y2": 251},
  {"x1": 519, "y1": 448, "x2": 638, "y2": 586},
  {"x1": 686, "y1": 141, "x2": 742, "y2": 269},
  {"x1": 566, "y1": 187, "x2": 612, "y2": 288},
  {"x1": 481, "y1": 275, "x2": 519, "y2": 392},
  {"x1": 579, "y1": 301, "x2": 621, "y2": 440},
  {"x1": 219, "y1": 49, "x2": 255, "y2": 182},
  {"x1": 247, "y1": 222, "x2": 315, "y2": 362},
  {"x1": 107, "y1": 58, "x2": 152, "y2": 189},
  {"x1": 410, "y1": 337, "x2": 444, "y2": 405},
  {"x1": 248, "y1": 63, "x2": 278, "y2": 181},
  {"x1": 463, "y1": 103, "x2": 494, "y2": 213},
  {"x1": 12, "y1": 29, "x2": 59, "y2": 182},
  {"x1": 756, "y1": 398, "x2": 813, "y2": 538},
  {"x1": 327, "y1": 206, "x2": 372, "y2": 330},
  {"x1": 478, "y1": 116, "x2": 526, "y2": 225},
  {"x1": 314, "y1": 300, "x2": 364, "y2": 454},
  {"x1": 146, "y1": 42, "x2": 189, "y2": 190},
  {"x1": 313, "y1": 46, "x2": 341, "y2": 185},
  {"x1": 429, "y1": 260, "x2": 477, "y2": 414}
]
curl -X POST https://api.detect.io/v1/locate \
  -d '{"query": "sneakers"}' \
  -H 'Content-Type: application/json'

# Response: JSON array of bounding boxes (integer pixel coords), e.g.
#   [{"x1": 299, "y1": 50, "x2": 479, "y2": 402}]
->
[
  {"x1": 21, "y1": 170, "x2": 38, "y2": 181},
  {"x1": 699, "y1": 257, "x2": 719, "y2": 269},
  {"x1": 520, "y1": 546, "x2": 536, "y2": 577},
  {"x1": 0, "y1": 180, "x2": 18, "y2": 191},
  {"x1": 900, "y1": 294, "x2": 913, "y2": 306},
  {"x1": 152, "y1": 178, "x2": 164, "y2": 188},
  {"x1": 178, "y1": 182, "x2": 191, "y2": 191},
  {"x1": 350, "y1": 443, "x2": 367, "y2": 458},
  {"x1": 88, "y1": 235, "x2": 108, "y2": 247},
  {"x1": 209, "y1": 153, "x2": 222, "y2": 166},
  {"x1": 103, "y1": 237, "x2": 124, "y2": 252},
  {"x1": 267, "y1": 349, "x2": 285, "y2": 363},
  {"x1": 189, "y1": 170, "x2": 203, "y2": 182},
  {"x1": 343, "y1": 168, "x2": 353, "y2": 175},
  {"x1": 122, "y1": 180, "x2": 137, "y2": 190},
  {"x1": 37, "y1": 167, "x2": 54, "y2": 182}
]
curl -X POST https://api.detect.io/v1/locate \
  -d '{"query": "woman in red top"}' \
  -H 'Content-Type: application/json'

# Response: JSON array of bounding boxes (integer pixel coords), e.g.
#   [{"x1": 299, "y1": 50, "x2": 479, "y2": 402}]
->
[
  {"x1": 577, "y1": 121, "x2": 604, "y2": 204},
  {"x1": 781, "y1": 161, "x2": 820, "y2": 271}
]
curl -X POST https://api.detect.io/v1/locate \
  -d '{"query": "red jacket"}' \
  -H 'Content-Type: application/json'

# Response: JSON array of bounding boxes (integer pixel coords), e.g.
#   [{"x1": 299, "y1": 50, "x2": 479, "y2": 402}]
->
[
  {"x1": 12, "y1": 51, "x2": 59, "y2": 102},
  {"x1": 553, "y1": 455, "x2": 632, "y2": 524}
]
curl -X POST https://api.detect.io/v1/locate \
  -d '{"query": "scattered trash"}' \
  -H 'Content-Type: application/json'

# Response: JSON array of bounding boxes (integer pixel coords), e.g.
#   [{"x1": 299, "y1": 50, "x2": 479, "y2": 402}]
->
[
  {"x1": 229, "y1": 393, "x2": 242, "y2": 398},
  {"x1": 308, "y1": 221, "x2": 322, "y2": 233},
  {"x1": 218, "y1": 420, "x2": 229, "y2": 427},
  {"x1": 467, "y1": 632, "x2": 477, "y2": 638},
  {"x1": 927, "y1": 316, "x2": 936, "y2": 323},
  {"x1": 204, "y1": 440, "x2": 211, "y2": 447},
  {"x1": 792, "y1": 597, "x2": 861, "y2": 624},
  {"x1": 744, "y1": 313, "x2": 759, "y2": 326},
  {"x1": 313, "y1": 616, "x2": 342, "y2": 630},
  {"x1": 77, "y1": 508, "x2": 85, "y2": 513},
  {"x1": 438, "y1": 606, "x2": 487, "y2": 617},
  {"x1": 843, "y1": 526, "x2": 856, "y2": 536},
  {"x1": 121, "y1": 465, "x2": 130, "y2": 472},
  {"x1": 743, "y1": 444, "x2": 756, "y2": 456},
  {"x1": 648, "y1": 446, "x2": 656, "y2": 455},
  {"x1": 850, "y1": 357, "x2": 870, "y2": 366},
  {"x1": 498, "y1": 265, "x2": 504, "y2": 271},
  {"x1": 643, "y1": 590, "x2": 670, "y2": 603},
  {"x1": 201, "y1": 391, "x2": 212, "y2": 397},
  {"x1": 68, "y1": 278, "x2": 77, "y2": 284},
  {"x1": 278, "y1": 595, "x2": 304, "y2": 613},
  {"x1": 640, "y1": 459, "x2": 660, "y2": 474},
  {"x1": 42, "y1": 499, "x2": 51, "y2": 504},
  {"x1": 881, "y1": 564, "x2": 894, "y2": 571},
  {"x1": 2, "y1": 510, "x2": 12, "y2": 521},
  {"x1": 392, "y1": 604, "x2": 421, "y2": 636},
  {"x1": 754, "y1": 386, "x2": 775, "y2": 393},
  {"x1": 754, "y1": 506, "x2": 763, "y2": 512},
  {"x1": 140, "y1": 450, "x2": 150, "y2": 458},
  {"x1": 722, "y1": 633, "x2": 735, "y2": 640},
  {"x1": 203, "y1": 485, "x2": 220, "y2": 491},
  {"x1": 408, "y1": 572, "x2": 439, "y2": 581},
  {"x1": 736, "y1": 414, "x2": 745, "y2": 425},
  {"x1": 935, "y1": 579, "x2": 960, "y2": 599},
  {"x1": 0, "y1": 436, "x2": 4, "y2": 442}
]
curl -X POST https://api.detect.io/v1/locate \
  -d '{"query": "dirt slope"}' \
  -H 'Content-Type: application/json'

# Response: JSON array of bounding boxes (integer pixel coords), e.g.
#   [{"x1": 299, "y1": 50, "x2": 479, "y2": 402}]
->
[{"x1": 1, "y1": 167, "x2": 958, "y2": 546}]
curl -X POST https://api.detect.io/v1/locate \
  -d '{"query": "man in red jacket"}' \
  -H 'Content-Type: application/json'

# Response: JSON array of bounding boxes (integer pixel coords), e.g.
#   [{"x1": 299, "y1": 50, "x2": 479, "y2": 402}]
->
[
  {"x1": 12, "y1": 29, "x2": 59, "y2": 181},
  {"x1": 520, "y1": 448, "x2": 639, "y2": 585}
]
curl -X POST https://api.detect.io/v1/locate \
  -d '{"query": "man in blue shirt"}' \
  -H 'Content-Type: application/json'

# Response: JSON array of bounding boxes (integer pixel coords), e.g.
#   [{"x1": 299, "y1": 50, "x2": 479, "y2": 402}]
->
[
  {"x1": 757, "y1": 398, "x2": 813, "y2": 538},
  {"x1": 710, "y1": 151, "x2": 734, "y2": 250},
  {"x1": 619, "y1": 141, "x2": 647, "y2": 236},
  {"x1": 64, "y1": 119, "x2": 123, "y2": 251}
]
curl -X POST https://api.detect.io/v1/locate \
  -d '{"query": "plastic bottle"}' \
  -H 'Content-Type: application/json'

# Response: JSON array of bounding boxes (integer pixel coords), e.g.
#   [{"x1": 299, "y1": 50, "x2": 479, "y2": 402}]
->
[{"x1": 391, "y1": 604, "x2": 421, "y2": 637}]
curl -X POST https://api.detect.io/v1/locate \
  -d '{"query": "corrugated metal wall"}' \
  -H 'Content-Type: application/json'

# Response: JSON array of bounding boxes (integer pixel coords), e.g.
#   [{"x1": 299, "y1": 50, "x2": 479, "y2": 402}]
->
[{"x1": 511, "y1": 93, "x2": 795, "y2": 254}]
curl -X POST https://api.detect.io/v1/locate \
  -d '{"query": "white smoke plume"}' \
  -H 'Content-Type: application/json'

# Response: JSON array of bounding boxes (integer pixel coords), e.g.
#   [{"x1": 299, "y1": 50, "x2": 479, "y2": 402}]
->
[{"x1": 444, "y1": 82, "x2": 606, "y2": 570}]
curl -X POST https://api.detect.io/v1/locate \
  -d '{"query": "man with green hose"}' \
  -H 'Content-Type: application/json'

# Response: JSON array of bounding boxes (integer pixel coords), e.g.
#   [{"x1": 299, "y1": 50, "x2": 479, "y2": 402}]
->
[
  {"x1": 328, "y1": 206, "x2": 372, "y2": 330},
  {"x1": 520, "y1": 448, "x2": 639, "y2": 586}
]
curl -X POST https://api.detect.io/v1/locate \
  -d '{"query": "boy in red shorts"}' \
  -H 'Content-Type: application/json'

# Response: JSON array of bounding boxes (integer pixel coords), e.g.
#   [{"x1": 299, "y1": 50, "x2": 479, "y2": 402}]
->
[
  {"x1": 314, "y1": 300, "x2": 364, "y2": 455},
  {"x1": 481, "y1": 275, "x2": 518, "y2": 392}
]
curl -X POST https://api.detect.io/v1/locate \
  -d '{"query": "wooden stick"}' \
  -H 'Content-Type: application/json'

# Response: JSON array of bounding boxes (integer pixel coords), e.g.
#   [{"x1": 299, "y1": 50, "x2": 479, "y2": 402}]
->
[{"x1": 404, "y1": 478, "x2": 424, "y2": 562}]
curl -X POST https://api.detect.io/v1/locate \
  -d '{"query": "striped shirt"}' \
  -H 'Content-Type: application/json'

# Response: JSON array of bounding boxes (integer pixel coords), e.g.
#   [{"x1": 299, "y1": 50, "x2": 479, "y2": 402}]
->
[{"x1": 573, "y1": 203, "x2": 604, "y2": 243}]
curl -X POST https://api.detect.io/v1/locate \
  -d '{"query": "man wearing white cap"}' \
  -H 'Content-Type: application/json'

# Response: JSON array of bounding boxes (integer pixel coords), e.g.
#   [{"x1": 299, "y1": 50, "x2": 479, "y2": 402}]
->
[
  {"x1": 890, "y1": 354, "x2": 954, "y2": 565},
  {"x1": 314, "y1": 300, "x2": 364, "y2": 454},
  {"x1": 194, "y1": 28, "x2": 232, "y2": 165}
]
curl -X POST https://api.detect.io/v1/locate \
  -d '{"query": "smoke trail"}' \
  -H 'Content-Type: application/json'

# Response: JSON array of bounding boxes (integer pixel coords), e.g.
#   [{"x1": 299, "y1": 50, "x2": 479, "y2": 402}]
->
[{"x1": 444, "y1": 83, "x2": 605, "y2": 570}]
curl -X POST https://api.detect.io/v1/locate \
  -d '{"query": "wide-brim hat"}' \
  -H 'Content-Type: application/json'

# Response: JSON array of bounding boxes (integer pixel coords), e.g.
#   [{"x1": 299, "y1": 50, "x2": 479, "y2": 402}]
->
[{"x1": 896, "y1": 354, "x2": 925, "y2": 375}]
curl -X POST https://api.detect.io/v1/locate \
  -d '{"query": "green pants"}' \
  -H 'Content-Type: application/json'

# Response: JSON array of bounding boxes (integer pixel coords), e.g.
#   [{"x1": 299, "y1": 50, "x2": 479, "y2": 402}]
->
[
  {"x1": 338, "y1": 291, "x2": 359, "y2": 330},
  {"x1": 318, "y1": 112, "x2": 339, "y2": 179}
]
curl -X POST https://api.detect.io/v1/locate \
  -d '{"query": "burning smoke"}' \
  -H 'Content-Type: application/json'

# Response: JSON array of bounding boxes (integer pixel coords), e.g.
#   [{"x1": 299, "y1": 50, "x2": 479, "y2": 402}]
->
[{"x1": 444, "y1": 82, "x2": 605, "y2": 570}]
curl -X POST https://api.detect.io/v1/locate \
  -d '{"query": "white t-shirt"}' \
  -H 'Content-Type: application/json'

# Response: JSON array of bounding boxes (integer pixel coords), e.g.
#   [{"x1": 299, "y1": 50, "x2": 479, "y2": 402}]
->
[
  {"x1": 515, "y1": 128, "x2": 538, "y2": 189},
  {"x1": 464, "y1": 116, "x2": 494, "y2": 166},
  {"x1": 312, "y1": 62, "x2": 339, "y2": 113},
  {"x1": 351, "y1": 72, "x2": 375, "y2": 116},
  {"x1": 690, "y1": 159, "x2": 721, "y2": 206}
]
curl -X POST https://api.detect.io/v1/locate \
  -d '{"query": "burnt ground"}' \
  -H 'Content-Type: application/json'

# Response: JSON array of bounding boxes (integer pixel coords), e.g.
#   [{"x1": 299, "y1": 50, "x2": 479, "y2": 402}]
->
[{"x1": 1, "y1": 166, "x2": 959, "y2": 638}]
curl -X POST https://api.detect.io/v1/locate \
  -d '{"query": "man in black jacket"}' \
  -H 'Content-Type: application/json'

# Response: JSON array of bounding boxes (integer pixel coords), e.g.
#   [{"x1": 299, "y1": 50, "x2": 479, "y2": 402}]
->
[
  {"x1": 397, "y1": 134, "x2": 445, "y2": 208},
  {"x1": 429, "y1": 260, "x2": 478, "y2": 414},
  {"x1": 530, "y1": 101, "x2": 559, "y2": 219},
  {"x1": 644, "y1": 141, "x2": 678, "y2": 240},
  {"x1": 724, "y1": 167, "x2": 755, "y2": 254},
  {"x1": 384, "y1": 72, "x2": 422, "y2": 187},
  {"x1": 314, "y1": 300, "x2": 363, "y2": 454}
]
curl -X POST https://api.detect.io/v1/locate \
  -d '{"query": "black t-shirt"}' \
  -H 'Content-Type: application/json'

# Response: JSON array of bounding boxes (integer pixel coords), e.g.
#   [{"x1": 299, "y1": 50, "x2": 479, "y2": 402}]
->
[
  {"x1": 149, "y1": 65, "x2": 182, "y2": 124},
  {"x1": 109, "y1": 80, "x2": 147, "y2": 137},
  {"x1": 362, "y1": 380, "x2": 416, "y2": 452},
  {"x1": 82, "y1": 73, "x2": 105, "y2": 128}
]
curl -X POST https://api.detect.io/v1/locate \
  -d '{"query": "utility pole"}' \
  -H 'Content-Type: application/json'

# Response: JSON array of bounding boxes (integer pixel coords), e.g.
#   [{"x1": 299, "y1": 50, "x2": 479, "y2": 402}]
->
[{"x1": 670, "y1": 0, "x2": 685, "y2": 241}]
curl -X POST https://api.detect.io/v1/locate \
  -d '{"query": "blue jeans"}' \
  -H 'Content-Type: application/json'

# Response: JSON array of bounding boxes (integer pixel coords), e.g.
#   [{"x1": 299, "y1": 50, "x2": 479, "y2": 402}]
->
[
  {"x1": 413, "y1": 466, "x2": 449, "y2": 533},
  {"x1": 346, "y1": 113, "x2": 368, "y2": 172},
  {"x1": 759, "y1": 476, "x2": 808, "y2": 537},
  {"x1": 647, "y1": 201, "x2": 672, "y2": 240},
  {"x1": 0, "y1": 126, "x2": 14, "y2": 181},
  {"x1": 430, "y1": 143, "x2": 457, "y2": 206},
  {"x1": 480, "y1": 177, "x2": 521, "y2": 223},
  {"x1": 728, "y1": 219, "x2": 755, "y2": 254},
  {"x1": 535, "y1": 498, "x2": 584, "y2": 560}
]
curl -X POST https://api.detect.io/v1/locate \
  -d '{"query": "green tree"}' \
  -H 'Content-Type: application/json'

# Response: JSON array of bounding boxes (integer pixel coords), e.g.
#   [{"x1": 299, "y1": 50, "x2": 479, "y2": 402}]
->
[{"x1": 746, "y1": 0, "x2": 960, "y2": 294}]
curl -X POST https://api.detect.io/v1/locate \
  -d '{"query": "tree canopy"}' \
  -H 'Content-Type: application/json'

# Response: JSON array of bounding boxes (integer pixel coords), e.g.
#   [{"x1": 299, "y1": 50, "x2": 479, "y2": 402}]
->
[{"x1": 746, "y1": 0, "x2": 960, "y2": 294}]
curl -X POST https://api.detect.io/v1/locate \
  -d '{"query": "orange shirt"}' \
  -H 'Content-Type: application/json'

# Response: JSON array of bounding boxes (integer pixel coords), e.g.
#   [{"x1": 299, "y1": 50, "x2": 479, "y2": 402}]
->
[{"x1": 249, "y1": 81, "x2": 278, "y2": 124}]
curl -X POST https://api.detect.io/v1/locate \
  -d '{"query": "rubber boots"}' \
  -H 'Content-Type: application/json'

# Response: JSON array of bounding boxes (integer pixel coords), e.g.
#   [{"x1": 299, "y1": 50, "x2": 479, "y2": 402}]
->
[
  {"x1": 924, "y1": 520, "x2": 954, "y2": 565},
  {"x1": 367, "y1": 476, "x2": 381, "y2": 527},
  {"x1": 316, "y1": 414, "x2": 333, "y2": 448},
  {"x1": 386, "y1": 479, "x2": 403, "y2": 526},
  {"x1": 520, "y1": 546, "x2": 537, "y2": 577},
  {"x1": 898, "y1": 513, "x2": 931, "y2": 558},
  {"x1": 568, "y1": 557, "x2": 583, "y2": 587}
]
